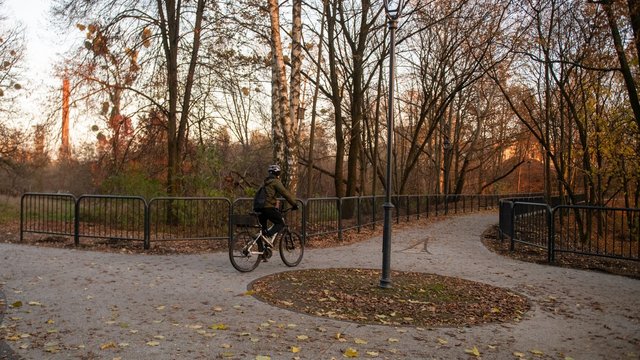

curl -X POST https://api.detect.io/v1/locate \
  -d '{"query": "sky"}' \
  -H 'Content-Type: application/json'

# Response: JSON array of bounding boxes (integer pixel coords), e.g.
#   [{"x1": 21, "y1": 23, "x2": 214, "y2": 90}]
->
[
  {"x1": 5, "y1": 0, "x2": 62, "y2": 86},
  {"x1": 4, "y1": 0, "x2": 92, "y2": 147}
]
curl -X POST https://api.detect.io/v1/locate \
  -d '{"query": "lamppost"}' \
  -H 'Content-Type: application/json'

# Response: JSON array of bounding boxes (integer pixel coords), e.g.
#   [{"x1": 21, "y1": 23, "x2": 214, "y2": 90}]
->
[
  {"x1": 380, "y1": 0, "x2": 405, "y2": 289},
  {"x1": 443, "y1": 137, "x2": 452, "y2": 214}
]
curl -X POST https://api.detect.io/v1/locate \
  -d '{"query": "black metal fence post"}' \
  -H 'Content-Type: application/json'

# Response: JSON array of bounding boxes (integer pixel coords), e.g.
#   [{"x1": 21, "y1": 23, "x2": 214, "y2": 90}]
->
[
  {"x1": 509, "y1": 201, "x2": 515, "y2": 251},
  {"x1": 74, "y1": 198, "x2": 80, "y2": 247},
  {"x1": 548, "y1": 206, "x2": 554, "y2": 263},
  {"x1": 338, "y1": 198, "x2": 343, "y2": 242}
]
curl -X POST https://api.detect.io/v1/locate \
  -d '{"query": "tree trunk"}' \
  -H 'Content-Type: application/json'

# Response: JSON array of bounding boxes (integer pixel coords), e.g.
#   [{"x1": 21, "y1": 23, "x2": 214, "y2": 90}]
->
[
  {"x1": 603, "y1": 0, "x2": 640, "y2": 129},
  {"x1": 287, "y1": 0, "x2": 303, "y2": 193},
  {"x1": 326, "y1": 0, "x2": 345, "y2": 197},
  {"x1": 306, "y1": 5, "x2": 326, "y2": 199}
]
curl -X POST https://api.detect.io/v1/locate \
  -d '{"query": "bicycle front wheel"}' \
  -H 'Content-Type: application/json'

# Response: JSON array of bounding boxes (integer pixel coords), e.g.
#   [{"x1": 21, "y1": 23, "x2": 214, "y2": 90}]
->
[
  {"x1": 279, "y1": 230, "x2": 304, "y2": 267},
  {"x1": 229, "y1": 231, "x2": 261, "y2": 272}
]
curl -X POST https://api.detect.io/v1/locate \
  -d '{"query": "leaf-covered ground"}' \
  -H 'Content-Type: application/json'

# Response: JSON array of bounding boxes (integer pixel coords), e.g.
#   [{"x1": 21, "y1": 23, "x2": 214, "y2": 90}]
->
[{"x1": 250, "y1": 268, "x2": 530, "y2": 327}]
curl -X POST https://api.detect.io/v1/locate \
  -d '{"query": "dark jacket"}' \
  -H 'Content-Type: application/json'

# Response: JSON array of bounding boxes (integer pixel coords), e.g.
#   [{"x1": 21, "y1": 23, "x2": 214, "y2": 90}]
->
[{"x1": 263, "y1": 175, "x2": 297, "y2": 208}]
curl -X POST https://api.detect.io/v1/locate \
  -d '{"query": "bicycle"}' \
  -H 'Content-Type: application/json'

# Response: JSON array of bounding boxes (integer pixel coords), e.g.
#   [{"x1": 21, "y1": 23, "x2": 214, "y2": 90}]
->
[{"x1": 229, "y1": 207, "x2": 304, "y2": 272}]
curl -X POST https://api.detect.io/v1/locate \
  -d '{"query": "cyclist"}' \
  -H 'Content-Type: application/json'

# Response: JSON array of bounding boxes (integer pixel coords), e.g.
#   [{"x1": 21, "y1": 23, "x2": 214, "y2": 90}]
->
[{"x1": 255, "y1": 165, "x2": 299, "y2": 250}]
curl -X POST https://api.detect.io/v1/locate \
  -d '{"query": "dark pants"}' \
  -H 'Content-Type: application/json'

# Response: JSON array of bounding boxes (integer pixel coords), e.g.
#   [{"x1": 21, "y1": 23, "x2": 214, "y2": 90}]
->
[{"x1": 258, "y1": 207, "x2": 284, "y2": 236}]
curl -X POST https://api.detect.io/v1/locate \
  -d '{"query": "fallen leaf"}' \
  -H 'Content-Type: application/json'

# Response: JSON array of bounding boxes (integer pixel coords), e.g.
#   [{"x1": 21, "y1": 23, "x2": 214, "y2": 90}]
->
[
  {"x1": 354, "y1": 338, "x2": 367, "y2": 344},
  {"x1": 438, "y1": 338, "x2": 448, "y2": 345},
  {"x1": 343, "y1": 347, "x2": 359, "y2": 358},
  {"x1": 28, "y1": 301, "x2": 42, "y2": 306},
  {"x1": 530, "y1": 349, "x2": 544, "y2": 356},
  {"x1": 387, "y1": 338, "x2": 399, "y2": 343},
  {"x1": 513, "y1": 351, "x2": 526, "y2": 358},
  {"x1": 146, "y1": 341, "x2": 160, "y2": 346},
  {"x1": 465, "y1": 346, "x2": 481, "y2": 357},
  {"x1": 209, "y1": 323, "x2": 229, "y2": 330},
  {"x1": 10, "y1": 301, "x2": 22, "y2": 308},
  {"x1": 255, "y1": 355, "x2": 271, "y2": 360},
  {"x1": 366, "y1": 351, "x2": 379, "y2": 356},
  {"x1": 296, "y1": 335, "x2": 309, "y2": 340},
  {"x1": 291, "y1": 346, "x2": 301, "y2": 353},
  {"x1": 100, "y1": 341, "x2": 117, "y2": 350}
]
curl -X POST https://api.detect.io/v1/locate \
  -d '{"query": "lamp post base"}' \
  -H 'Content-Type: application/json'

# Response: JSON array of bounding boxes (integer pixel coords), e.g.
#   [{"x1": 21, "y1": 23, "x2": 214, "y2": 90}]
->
[{"x1": 379, "y1": 202, "x2": 394, "y2": 288}]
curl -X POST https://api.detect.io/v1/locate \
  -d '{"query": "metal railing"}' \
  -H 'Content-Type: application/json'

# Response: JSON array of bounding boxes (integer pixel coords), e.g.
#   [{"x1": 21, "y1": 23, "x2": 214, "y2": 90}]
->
[
  {"x1": 20, "y1": 192, "x2": 531, "y2": 250},
  {"x1": 500, "y1": 198, "x2": 639, "y2": 263}
]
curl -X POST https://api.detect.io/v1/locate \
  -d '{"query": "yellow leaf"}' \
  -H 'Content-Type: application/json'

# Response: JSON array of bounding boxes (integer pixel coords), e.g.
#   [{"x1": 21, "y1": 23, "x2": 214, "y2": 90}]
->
[
  {"x1": 243, "y1": 290, "x2": 256, "y2": 296},
  {"x1": 10, "y1": 301, "x2": 22, "y2": 308},
  {"x1": 464, "y1": 346, "x2": 481, "y2": 357},
  {"x1": 256, "y1": 356, "x2": 271, "y2": 360},
  {"x1": 513, "y1": 351, "x2": 526, "y2": 358},
  {"x1": 437, "y1": 338, "x2": 448, "y2": 345},
  {"x1": 296, "y1": 335, "x2": 309, "y2": 340},
  {"x1": 146, "y1": 341, "x2": 160, "y2": 346},
  {"x1": 291, "y1": 346, "x2": 301, "y2": 353},
  {"x1": 209, "y1": 323, "x2": 229, "y2": 330},
  {"x1": 220, "y1": 343, "x2": 231, "y2": 348},
  {"x1": 343, "y1": 347, "x2": 359, "y2": 358},
  {"x1": 387, "y1": 338, "x2": 399, "y2": 343},
  {"x1": 5, "y1": 335, "x2": 21, "y2": 341},
  {"x1": 156, "y1": 305, "x2": 165, "y2": 310},
  {"x1": 28, "y1": 301, "x2": 42, "y2": 306},
  {"x1": 100, "y1": 341, "x2": 117, "y2": 350},
  {"x1": 335, "y1": 332, "x2": 342, "y2": 340},
  {"x1": 354, "y1": 338, "x2": 367, "y2": 344},
  {"x1": 366, "y1": 351, "x2": 379, "y2": 356},
  {"x1": 46, "y1": 319, "x2": 55, "y2": 324},
  {"x1": 530, "y1": 349, "x2": 544, "y2": 356},
  {"x1": 491, "y1": 307, "x2": 501, "y2": 313}
]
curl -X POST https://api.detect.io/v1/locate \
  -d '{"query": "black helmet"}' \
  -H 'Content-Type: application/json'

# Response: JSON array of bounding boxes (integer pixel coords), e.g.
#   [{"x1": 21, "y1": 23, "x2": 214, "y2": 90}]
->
[{"x1": 268, "y1": 164, "x2": 281, "y2": 175}]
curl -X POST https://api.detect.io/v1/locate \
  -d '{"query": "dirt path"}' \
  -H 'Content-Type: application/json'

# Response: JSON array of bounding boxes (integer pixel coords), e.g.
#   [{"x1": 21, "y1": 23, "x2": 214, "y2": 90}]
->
[{"x1": 1, "y1": 213, "x2": 638, "y2": 359}]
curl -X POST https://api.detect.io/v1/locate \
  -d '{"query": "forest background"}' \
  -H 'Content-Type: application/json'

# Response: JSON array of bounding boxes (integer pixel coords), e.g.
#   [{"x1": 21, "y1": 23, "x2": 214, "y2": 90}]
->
[{"x1": 0, "y1": 0, "x2": 637, "y2": 210}]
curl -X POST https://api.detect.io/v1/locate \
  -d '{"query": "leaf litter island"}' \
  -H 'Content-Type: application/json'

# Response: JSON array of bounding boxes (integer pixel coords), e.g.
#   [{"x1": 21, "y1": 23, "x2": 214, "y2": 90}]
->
[{"x1": 250, "y1": 268, "x2": 530, "y2": 327}]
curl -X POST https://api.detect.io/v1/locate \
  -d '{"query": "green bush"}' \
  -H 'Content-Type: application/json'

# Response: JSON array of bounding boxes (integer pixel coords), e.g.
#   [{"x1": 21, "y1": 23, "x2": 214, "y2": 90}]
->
[{"x1": 100, "y1": 171, "x2": 165, "y2": 199}]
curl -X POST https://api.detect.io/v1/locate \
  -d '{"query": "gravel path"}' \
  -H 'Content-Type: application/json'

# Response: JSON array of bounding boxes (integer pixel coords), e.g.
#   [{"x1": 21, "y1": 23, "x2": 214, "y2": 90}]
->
[{"x1": 0, "y1": 213, "x2": 638, "y2": 359}]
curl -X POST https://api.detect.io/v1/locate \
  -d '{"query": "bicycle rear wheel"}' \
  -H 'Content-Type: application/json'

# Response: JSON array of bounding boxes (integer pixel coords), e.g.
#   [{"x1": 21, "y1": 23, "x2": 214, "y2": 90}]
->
[
  {"x1": 279, "y1": 230, "x2": 304, "y2": 267},
  {"x1": 229, "y1": 231, "x2": 261, "y2": 272}
]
